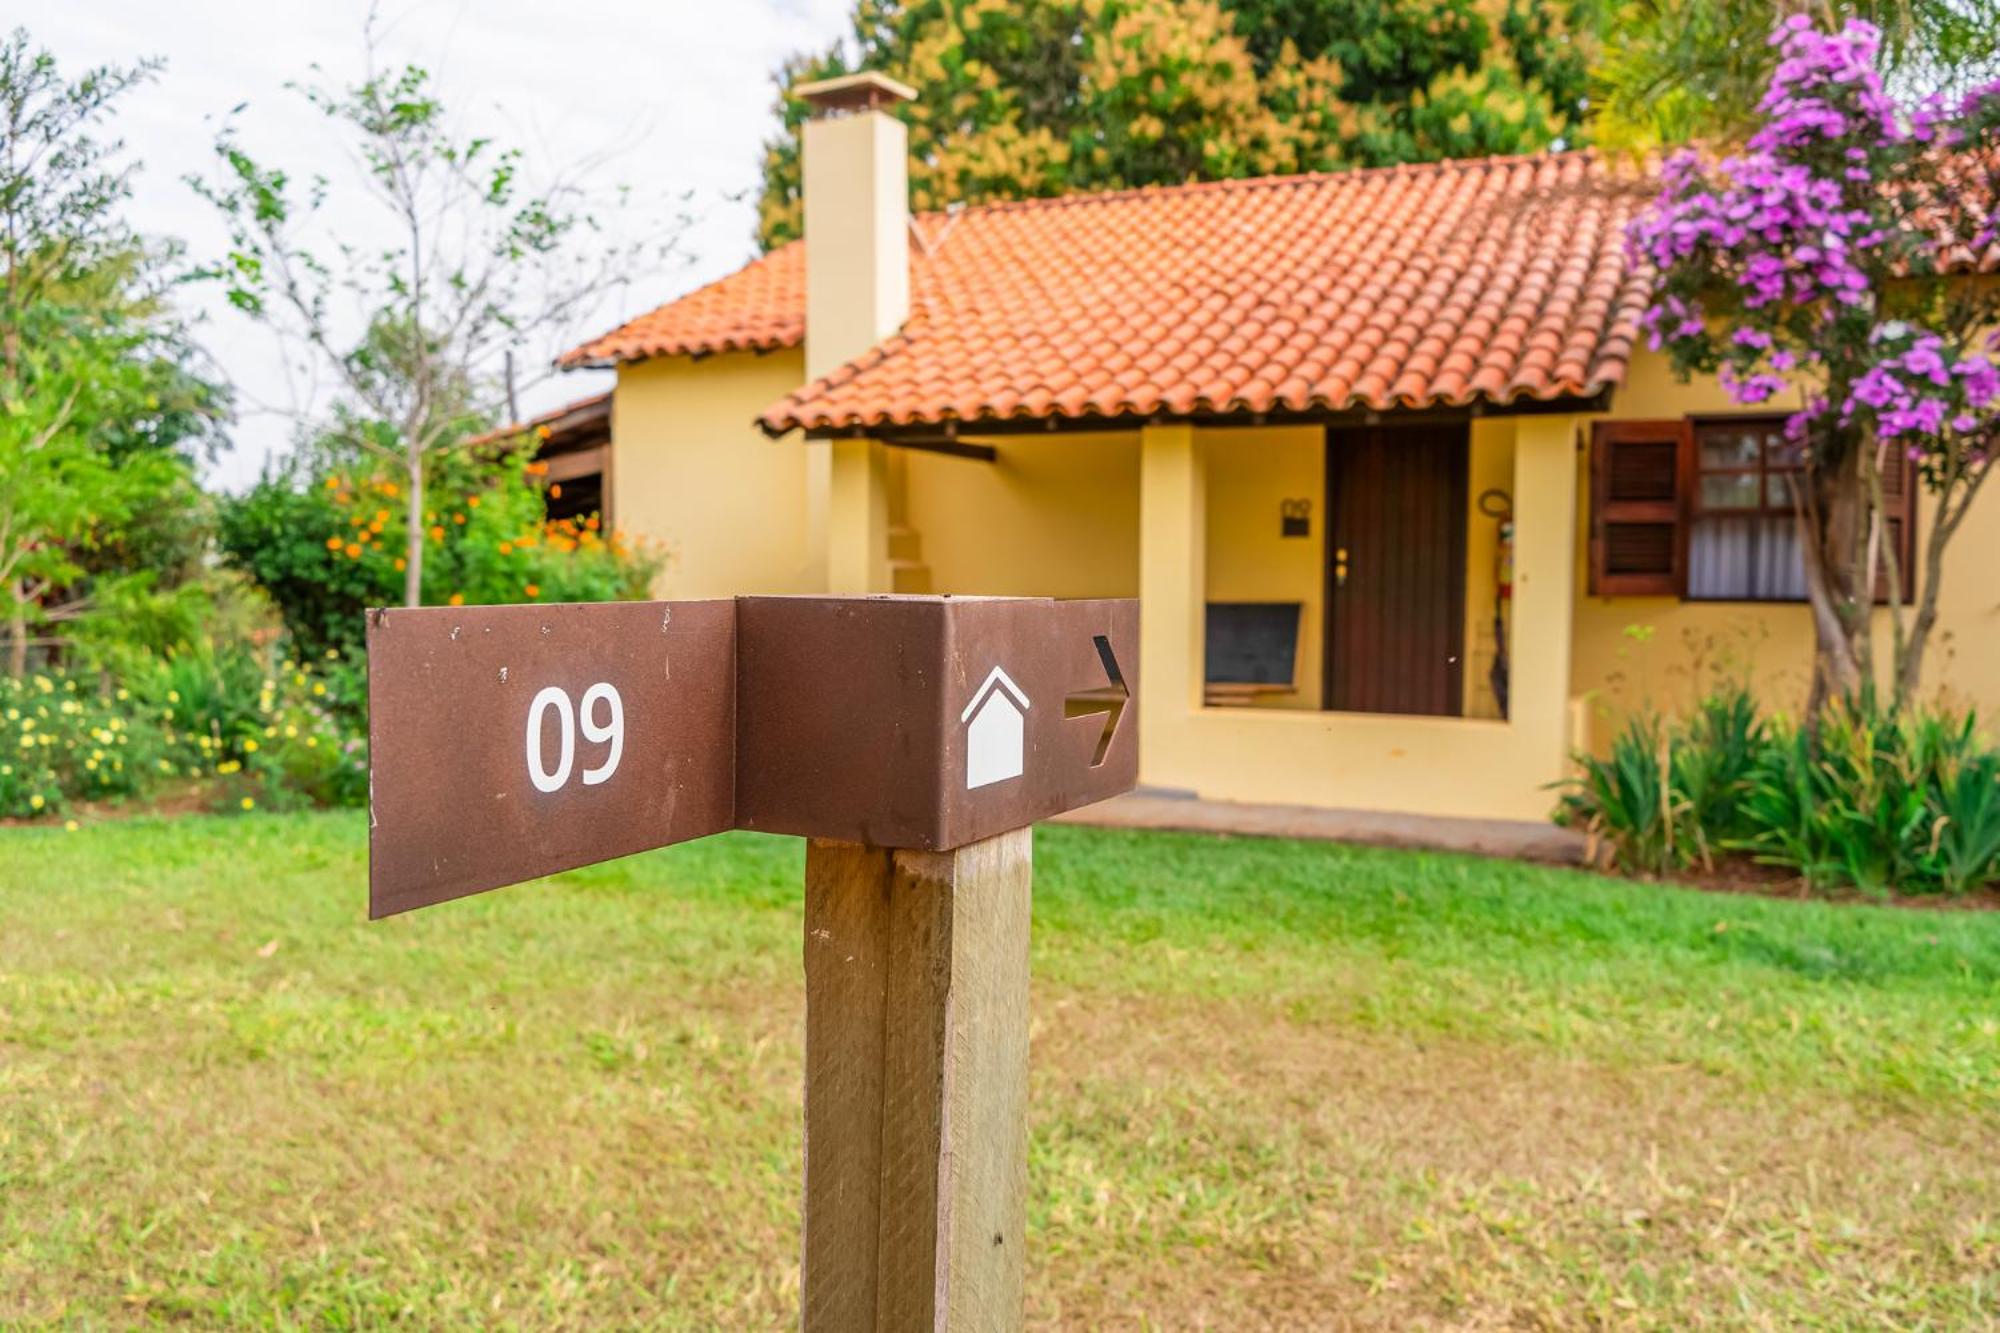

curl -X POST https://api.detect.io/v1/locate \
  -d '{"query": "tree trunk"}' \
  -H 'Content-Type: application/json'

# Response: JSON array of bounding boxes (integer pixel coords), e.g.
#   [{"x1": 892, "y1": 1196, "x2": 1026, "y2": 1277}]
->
[
  {"x1": 1798, "y1": 444, "x2": 1872, "y2": 718},
  {"x1": 404, "y1": 453, "x2": 424, "y2": 608}
]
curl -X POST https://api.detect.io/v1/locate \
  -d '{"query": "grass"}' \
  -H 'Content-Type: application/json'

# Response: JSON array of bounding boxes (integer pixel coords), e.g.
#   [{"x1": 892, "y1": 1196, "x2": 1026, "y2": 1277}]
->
[{"x1": 1, "y1": 813, "x2": 1996, "y2": 1328}]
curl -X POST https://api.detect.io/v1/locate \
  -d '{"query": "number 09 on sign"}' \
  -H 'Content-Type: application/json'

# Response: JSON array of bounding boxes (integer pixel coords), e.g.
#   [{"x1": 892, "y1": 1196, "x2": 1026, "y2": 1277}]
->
[{"x1": 525, "y1": 682, "x2": 624, "y2": 793}]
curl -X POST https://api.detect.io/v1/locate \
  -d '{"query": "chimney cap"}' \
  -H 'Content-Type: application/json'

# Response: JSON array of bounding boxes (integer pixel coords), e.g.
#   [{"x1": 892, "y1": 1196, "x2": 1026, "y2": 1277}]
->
[{"x1": 795, "y1": 70, "x2": 918, "y2": 116}]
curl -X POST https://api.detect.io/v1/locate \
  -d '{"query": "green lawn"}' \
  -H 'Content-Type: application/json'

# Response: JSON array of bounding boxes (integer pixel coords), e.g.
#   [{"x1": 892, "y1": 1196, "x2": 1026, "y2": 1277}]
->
[{"x1": 3, "y1": 814, "x2": 1996, "y2": 1327}]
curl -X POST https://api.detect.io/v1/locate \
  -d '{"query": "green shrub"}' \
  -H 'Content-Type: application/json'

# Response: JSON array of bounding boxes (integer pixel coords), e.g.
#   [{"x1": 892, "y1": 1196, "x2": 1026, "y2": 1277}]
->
[
  {"x1": 1556, "y1": 683, "x2": 1764, "y2": 875},
  {"x1": 0, "y1": 645, "x2": 365, "y2": 820},
  {"x1": 1741, "y1": 701, "x2": 2000, "y2": 896},
  {"x1": 1563, "y1": 689, "x2": 2000, "y2": 895},
  {"x1": 220, "y1": 448, "x2": 663, "y2": 660},
  {"x1": 0, "y1": 672, "x2": 166, "y2": 816}
]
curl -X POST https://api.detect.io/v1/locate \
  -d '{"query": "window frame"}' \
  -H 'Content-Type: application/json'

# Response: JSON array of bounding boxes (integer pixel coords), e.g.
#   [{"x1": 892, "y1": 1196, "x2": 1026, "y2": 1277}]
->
[
  {"x1": 1685, "y1": 415, "x2": 1812, "y2": 605},
  {"x1": 1588, "y1": 413, "x2": 1918, "y2": 605}
]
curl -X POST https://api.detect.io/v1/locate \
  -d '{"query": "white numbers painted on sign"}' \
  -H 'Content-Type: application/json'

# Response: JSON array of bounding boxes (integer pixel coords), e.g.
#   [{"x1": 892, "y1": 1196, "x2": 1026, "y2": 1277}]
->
[
  {"x1": 525, "y1": 682, "x2": 624, "y2": 793},
  {"x1": 579, "y1": 683, "x2": 624, "y2": 786}
]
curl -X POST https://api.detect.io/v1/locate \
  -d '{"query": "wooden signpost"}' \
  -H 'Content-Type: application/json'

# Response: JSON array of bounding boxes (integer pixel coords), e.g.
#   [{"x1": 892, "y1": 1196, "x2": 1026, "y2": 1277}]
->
[{"x1": 366, "y1": 594, "x2": 1138, "y2": 1330}]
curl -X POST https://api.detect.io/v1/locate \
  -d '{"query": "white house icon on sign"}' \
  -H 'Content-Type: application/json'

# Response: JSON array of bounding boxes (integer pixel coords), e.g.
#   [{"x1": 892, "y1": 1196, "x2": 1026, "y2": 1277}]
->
[{"x1": 961, "y1": 666, "x2": 1029, "y2": 790}]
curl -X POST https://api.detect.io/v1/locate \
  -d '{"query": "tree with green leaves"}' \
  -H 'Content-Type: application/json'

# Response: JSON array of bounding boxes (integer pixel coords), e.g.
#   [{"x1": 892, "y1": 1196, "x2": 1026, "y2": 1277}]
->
[
  {"x1": 755, "y1": 0, "x2": 1593, "y2": 248},
  {"x1": 0, "y1": 29, "x2": 220, "y2": 675},
  {"x1": 1591, "y1": 0, "x2": 2000, "y2": 148},
  {"x1": 193, "y1": 16, "x2": 675, "y2": 608}
]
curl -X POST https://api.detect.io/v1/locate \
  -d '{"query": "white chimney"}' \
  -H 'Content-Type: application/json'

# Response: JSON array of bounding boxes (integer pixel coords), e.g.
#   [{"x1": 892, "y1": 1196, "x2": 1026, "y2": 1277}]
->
[
  {"x1": 797, "y1": 70, "x2": 917, "y2": 380},
  {"x1": 794, "y1": 70, "x2": 916, "y2": 592}
]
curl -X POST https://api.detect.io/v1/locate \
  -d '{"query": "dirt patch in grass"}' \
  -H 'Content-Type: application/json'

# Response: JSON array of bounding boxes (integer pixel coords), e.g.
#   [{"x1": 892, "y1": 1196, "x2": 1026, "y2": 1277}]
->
[{"x1": 1028, "y1": 991, "x2": 1998, "y2": 1328}]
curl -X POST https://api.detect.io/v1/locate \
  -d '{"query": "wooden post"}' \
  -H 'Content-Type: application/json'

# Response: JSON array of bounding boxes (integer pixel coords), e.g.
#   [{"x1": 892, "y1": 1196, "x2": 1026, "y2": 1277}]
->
[{"x1": 802, "y1": 828, "x2": 1032, "y2": 1331}]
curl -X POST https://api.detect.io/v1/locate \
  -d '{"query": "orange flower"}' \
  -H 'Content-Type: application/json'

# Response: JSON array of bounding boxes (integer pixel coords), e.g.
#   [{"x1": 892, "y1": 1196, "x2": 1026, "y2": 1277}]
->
[
  {"x1": 323, "y1": 477, "x2": 339, "y2": 490},
  {"x1": 498, "y1": 542, "x2": 513, "y2": 556},
  {"x1": 466, "y1": 495, "x2": 480, "y2": 508},
  {"x1": 394, "y1": 557, "x2": 407, "y2": 571},
  {"x1": 429, "y1": 525, "x2": 445, "y2": 542},
  {"x1": 525, "y1": 461, "x2": 549, "y2": 477},
  {"x1": 373, "y1": 508, "x2": 389, "y2": 524},
  {"x1": 584, "y1": 515, "x2": 599, "y2": 531},
  {"x1": 447, "y1": 593, "x2": 465, "y2": 607},
  {"x1": 524, "y1": 583, "x2": 540, "y2": 598},
  {"x1": 453, "y1": 513, "x2": 467, "y2": 525},
  {"x1": 537, "y1": 425, "x2": 553, "y2": 440},
  {"x1": 324, "y1": 536, "x2": 342, "y2": 551},
  {"x1": 381, "y1": 481, "x2": 400, "y2": 497},
  {"x1": 344, "y1": 543, "x2": 362, "y2": 559},
  {"x1": 549, "y1": 483, "x2": 563, "y2": 500}
]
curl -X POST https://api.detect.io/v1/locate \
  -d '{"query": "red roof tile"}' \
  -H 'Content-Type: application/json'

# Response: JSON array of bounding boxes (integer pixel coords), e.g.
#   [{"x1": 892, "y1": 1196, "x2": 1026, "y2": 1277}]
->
[
  {"x1": 564, "y1": 151, "x2": 1662, "y2": 432},
  {"x1": 562, "y1": 247, "x2": 805, "y2": 366}
]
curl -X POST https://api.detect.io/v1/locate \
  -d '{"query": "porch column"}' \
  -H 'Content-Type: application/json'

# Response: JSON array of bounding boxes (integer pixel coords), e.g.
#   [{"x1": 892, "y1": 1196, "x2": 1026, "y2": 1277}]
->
[
  {"x1": 1139, "y1": 423, "x2": 1205, "y2": 761},
  {"x1": 1507, "y1": 415, "x2": 1580, "y2": 786},
  {"x1": 828, "y1": 437, "x2": 891, "y2": 593}
]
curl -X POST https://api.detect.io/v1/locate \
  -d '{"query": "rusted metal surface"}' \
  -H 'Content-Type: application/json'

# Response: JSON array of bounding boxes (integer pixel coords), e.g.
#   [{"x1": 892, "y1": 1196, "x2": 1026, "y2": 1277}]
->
[
  {"x1": 367, "y1": 595, "x2": 1138, "y2": 916},
  {"x1": 366, "y1": 600, "x2": 737, "y2": 918},
  {"x1": 734, "y1": 597, "x2": 1138, "y2": 850}
]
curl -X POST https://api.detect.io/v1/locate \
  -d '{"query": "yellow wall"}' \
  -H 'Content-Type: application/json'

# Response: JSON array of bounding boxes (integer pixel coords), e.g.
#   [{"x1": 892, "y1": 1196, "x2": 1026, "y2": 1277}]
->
[
  {"x1": 1202, "y1": 426, "x2": 1323, "y2": 709},
  {"x1": 903, "y1": 433, "x2": 1141, "y2": 598},
  {"x1": 1137, "y1": 419, "x2": 1580, "y2": 821},
  {"x1": 1463, "y1": 421, "x2": 1515, "y2": 721},
  {"x1": 1574, "y1": 347, "x2": 2000, "y2": 751},
  {"x1": 610, "y1": 349, "x2": 822, "y2": 598}
]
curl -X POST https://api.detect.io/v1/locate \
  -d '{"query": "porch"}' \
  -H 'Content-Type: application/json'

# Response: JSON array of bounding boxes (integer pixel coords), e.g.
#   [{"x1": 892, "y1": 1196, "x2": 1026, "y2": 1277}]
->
[{"x1": 824, "y1": 411, "x2": 1589, "y2": 823}]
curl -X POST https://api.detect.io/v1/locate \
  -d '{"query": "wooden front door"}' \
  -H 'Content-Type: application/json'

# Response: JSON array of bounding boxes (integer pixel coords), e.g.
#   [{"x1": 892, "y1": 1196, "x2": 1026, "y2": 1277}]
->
[{"x1": 1324, "y1": 424, "x2": 1468, "y2": 716}]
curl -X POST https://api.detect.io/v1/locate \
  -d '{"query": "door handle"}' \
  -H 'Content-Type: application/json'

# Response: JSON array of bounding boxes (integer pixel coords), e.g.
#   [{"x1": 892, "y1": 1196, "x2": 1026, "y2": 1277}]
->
[{"x1": 1334, "y1": 546, "x2": 1350, "y2": 587}]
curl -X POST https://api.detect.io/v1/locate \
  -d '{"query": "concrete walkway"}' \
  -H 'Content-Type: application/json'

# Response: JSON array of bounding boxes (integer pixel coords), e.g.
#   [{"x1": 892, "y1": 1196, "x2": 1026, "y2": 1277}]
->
[{"x1": 1050, "y1": 789, "x2": 1590, "y2": 865}]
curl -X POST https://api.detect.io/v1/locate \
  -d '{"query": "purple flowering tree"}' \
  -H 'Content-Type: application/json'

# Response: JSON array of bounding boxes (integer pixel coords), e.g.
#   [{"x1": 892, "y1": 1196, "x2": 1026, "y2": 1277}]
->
[{"x1": 1630, "y1": 16, "x2": 2000, "y2": 713}]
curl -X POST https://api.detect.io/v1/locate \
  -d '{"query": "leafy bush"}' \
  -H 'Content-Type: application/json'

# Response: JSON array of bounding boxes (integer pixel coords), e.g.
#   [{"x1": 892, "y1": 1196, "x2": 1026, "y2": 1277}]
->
[
  {"x1": 1741, "y1": 702, "x2": 2000, "y2": 897},
  {"x1": 0, "y1": 644, "x2": 364, "y2": 820},
  {"x1": 1557, "y1": 684, "x2": 1764, "y2": 875},
  {"x1": 1562, "y1": 690, "x2": 2000, "y2": 895},
  {"x1": 219, "y1": 447, "x2": 663, "y2": 660}
]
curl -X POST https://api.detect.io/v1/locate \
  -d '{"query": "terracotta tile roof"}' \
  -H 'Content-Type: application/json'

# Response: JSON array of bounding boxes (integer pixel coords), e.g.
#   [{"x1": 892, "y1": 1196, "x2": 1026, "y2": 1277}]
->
[
  {"x1": 563, "y1": 151, "x2": 1661, "y2": 431},
  {"x1": 561, "y1": 247, "x2": 805, "y2": 366},
  {"x1": 464, "y1": 390, "x2": 611, "y2": 448}
]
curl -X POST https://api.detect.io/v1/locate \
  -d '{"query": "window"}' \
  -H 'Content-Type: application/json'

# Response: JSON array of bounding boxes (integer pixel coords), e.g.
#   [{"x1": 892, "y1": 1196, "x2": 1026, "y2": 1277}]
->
[
  {"x1": 1589, "y1": 417, "x2": 1914, "y2": 602},
  {"x1": 1688, "y1": 418, "x2": 1808, "y2": 601}
]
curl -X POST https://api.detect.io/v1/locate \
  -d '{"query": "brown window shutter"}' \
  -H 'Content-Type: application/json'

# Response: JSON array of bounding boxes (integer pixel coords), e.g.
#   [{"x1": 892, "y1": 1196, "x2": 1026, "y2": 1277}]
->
[
  {"x1": 1875, "y1": 448, "x2": 1918, "y2": 601},
  {"x1": 1590, "y1": 420, "x2": 1689, "y2": 596}
]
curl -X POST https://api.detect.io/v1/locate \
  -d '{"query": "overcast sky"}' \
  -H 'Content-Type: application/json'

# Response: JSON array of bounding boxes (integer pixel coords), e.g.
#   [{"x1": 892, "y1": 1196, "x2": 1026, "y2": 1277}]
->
[{"x1": 20, "y1": 0, "x2": 852, "y2": 488}]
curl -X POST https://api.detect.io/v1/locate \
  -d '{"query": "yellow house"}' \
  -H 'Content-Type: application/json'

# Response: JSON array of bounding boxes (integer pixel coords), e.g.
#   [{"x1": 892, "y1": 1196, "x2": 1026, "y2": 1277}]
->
[{"x1": 558, "y1": 72, "x2": 2000, "y2": 823}]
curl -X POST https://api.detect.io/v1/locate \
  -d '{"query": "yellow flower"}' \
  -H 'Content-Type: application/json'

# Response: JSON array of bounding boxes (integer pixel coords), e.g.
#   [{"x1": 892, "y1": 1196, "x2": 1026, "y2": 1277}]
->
[
  {"x1": 312, "y1": 682, "x2": 327, "y2": 697},
  {"x1": 240, "y1": 797, "x2": 256, "y2": 811},
  {"x1": 28, "y1": 794, "x2": 44, "y2": 810},
  {"x1": 305, "y1": 736, "x2": 319, "y2": 748},
  {"x1": 167, "y1": 690, "x2": 180, "y2": 703},
  {"x1": 64, "y1": 820, "x2": 78, "y2": 833},
  {"x1": 242, "y1": 738, "x2": 259, "y2": 753},
  {"x1": 284, "y1": 724, "x2": 298, "y2": 738}
]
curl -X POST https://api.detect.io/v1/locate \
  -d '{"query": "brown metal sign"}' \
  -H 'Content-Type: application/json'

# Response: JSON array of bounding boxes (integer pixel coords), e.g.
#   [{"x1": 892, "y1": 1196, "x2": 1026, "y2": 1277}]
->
[
  {"x1": 366, "y1": 600, "x2": 737, "y2": 918},
  {"x1": 367, "y1": 595, "x2": 1137, "y2": 917},
  {"x1": 734, "y1": 597, "x2": 1137, "y2": 849}
]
